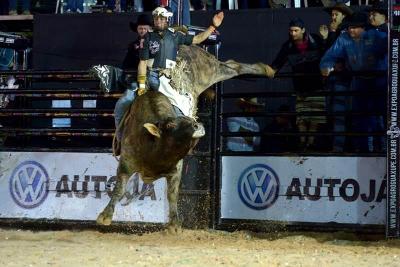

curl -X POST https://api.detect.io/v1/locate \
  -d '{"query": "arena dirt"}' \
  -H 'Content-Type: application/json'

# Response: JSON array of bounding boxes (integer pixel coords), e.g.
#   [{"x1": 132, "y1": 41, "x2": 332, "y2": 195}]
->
[{"x1": 0, "y1": 228, "x2": 399, "y2": 267}]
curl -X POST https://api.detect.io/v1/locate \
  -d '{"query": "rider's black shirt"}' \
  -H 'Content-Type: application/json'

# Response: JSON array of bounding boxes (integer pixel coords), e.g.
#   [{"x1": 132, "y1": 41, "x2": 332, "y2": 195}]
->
[{"x1": 139, "y1": 28, "x2": 193, "y2": 69}]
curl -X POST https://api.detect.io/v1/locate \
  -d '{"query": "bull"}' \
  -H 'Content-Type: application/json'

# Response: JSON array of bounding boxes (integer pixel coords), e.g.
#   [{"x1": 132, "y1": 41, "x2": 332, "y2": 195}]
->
[{"x1": 96, "y1": 44, "x2": 270, "y2": 232}]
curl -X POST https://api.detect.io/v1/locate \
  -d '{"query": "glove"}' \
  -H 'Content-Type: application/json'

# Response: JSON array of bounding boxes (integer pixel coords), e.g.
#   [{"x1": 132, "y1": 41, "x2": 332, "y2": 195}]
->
[
  {"x1": 138, "y1": 88, "x2": 147, "y2": 96},
  {"x1": 137, "y1": 74, "x2": 147, "y2": 95}
]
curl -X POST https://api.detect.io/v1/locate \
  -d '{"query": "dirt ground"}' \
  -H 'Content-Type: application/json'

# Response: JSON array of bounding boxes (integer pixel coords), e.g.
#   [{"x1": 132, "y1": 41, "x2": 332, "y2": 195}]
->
[{"x1": 0, "y1": 228, "x2": 399, "y2": 267}]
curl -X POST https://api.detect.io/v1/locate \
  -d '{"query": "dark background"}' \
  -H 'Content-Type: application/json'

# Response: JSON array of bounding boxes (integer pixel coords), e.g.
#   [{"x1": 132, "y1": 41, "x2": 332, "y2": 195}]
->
[{"x1": 33, "y1": 8, "x2": 330, "y2": 72}]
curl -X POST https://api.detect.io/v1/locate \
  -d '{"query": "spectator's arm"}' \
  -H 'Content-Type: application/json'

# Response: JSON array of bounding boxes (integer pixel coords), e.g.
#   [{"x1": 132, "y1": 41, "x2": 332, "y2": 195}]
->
[
  {"x1": 270, "y1": 43, "x2": 289, "y2": 74},
  {"x1": 320, "y1": 34, "x2": 346, "y2": 76}
]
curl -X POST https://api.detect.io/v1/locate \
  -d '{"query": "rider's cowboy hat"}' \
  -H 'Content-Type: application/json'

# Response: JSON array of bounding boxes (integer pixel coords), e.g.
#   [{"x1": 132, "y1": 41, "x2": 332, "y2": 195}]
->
[
  {"x1": 129, "y1": 14, "x2": 152, "y2": 32},
  {"x1": 324, "y1": 3, "x2": 353, "y2": 17}
]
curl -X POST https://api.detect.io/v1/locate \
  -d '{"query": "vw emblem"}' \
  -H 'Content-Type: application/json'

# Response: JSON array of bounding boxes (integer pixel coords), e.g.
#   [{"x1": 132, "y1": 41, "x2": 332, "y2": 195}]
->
[
  {"x1": 237, "y1": 164, "x2": 279, "y2": 210},
  {"x1": 9, "y1": 161, "x2": 49, "y2": 209}
]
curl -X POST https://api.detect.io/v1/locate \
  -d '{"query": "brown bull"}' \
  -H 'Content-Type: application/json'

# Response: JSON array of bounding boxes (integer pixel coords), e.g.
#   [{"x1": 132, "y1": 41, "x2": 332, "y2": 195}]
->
[{"x1": 96, "y1": 44, "x2": 269, "y2": 231}]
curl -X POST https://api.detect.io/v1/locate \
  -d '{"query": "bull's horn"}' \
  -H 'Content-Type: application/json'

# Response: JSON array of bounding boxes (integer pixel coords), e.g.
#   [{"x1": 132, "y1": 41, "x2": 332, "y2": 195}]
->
[
  {"x1": 192, "y1": 123, "x2": 205, "y2": 138},
  {"x1": 144, "y1": 123, "x2": 161, "y2": 138}
]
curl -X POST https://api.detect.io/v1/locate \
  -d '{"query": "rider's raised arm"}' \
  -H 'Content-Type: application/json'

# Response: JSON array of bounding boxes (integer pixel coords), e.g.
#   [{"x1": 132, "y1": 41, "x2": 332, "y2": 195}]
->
[{"x1": 192, "y1": 11, "x2": 224, "y2": 45}]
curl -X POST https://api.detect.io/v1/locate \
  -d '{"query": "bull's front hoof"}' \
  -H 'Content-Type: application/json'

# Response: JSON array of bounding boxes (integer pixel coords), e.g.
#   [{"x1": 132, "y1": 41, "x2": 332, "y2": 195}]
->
[{"x1": 96, "y1": 212, "x2": 112, "y2": 226}]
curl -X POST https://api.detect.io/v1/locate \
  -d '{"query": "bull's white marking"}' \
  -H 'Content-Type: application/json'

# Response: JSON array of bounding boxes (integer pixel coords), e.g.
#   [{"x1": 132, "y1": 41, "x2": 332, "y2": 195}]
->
[{"x1": 158, "y1": 75, "x2": 194, "y2": 118}]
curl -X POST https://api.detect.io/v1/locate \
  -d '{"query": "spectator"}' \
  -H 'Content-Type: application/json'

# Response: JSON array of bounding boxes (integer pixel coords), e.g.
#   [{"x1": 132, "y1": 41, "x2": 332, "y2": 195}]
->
[
  {"x1": 319, "y1": 3, "x2": 353, "y2": 152},
  {"x1": 319, "y1": 3, "x2": 353, "y2": 51},
  {"x1": 367, "y1": 1, "x2": 388, "y2": 33},
  {"x1": 107, "y1": 0, "x2": 126, "y2": 12},
  {"x1": 133, "y1": 0, "x2": 144, "y2": 12},
  {"x1": 169, "y1": 0, "x2": 191, "y2": 25},
  {"x1": 265, "y1": 18, "x2": 326, "y2": 151},
  {"x1": 226, "y1": 98, "x2": 262, "y2": 152},
  {"x1": 66, "y1": 0, "x2": 84, "y2": 13},
  {"x1": 260, "y1": 104, "x2": 297, "y2": 153},
  {"x1": 320, "y1": 12, "x2": 387, "y2": 153},
  {"x1": 9, "y1": 0, "x2": 30, "y2": 15},
  {"x1": 122, "y1": 14, "x2": 152, "y2": 70},
  {"x1": 321, "y1": 0, "x2": 350, "y2": 6}
]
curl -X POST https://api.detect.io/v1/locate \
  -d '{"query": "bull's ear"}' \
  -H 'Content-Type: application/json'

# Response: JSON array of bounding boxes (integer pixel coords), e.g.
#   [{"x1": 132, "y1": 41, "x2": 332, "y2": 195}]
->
[{"x1": 143, "y1": 123, "x2": 161, "y2": 138}]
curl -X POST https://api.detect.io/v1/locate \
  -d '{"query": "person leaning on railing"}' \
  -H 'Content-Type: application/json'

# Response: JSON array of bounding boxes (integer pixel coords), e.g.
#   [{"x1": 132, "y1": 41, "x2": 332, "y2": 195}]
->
[
  {"x1": 320, "y1": 12, "x2": 388, "y2": 153},
  {"x1": 265, "y1": 18, "x2": 326, "y2": 151},
  {"x1": 319, "y1": 3, "x2": 353, "y2": 152}
]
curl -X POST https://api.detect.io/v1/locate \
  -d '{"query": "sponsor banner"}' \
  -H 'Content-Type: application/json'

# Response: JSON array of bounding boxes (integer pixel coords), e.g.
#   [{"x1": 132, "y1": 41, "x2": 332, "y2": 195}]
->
[
  {"x1": 388, "y1": 2, "x2": 400, "y2": 237},
  {"x1": 221, "y1": 156, "x2": 386, "y2": 225},
  {"x1": 0, "y1": 152, "x2": 168, "y2": 223}
]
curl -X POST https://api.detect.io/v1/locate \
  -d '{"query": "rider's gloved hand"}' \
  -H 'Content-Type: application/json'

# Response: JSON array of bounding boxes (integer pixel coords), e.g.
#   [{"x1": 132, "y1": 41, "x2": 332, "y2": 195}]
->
[
  {"x1": 138, "y1": 88, "x2": 147, "y2": 96},
  {"x1": 137, "y1": 74, "x2": 147, "y2": 96}
]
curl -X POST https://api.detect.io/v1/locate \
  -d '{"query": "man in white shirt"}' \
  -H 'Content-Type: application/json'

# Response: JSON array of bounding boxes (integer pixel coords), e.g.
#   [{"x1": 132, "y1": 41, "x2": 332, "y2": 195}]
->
[{"x1": 226, "y1": 98, "x2": 263, "y2": 152}]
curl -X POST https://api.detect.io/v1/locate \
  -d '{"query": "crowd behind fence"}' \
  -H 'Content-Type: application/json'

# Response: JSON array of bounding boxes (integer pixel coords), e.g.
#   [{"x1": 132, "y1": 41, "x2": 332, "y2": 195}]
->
[
  {"x1": 0, "y1": 0, "x2": 371, "y2": 15},
  {"x1": 218, "y1": 71, "x2": 387, "y2": 156}
]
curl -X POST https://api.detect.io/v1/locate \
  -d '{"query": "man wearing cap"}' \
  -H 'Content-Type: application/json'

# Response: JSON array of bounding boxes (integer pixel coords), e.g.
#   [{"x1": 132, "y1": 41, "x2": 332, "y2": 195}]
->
[
  {"x1": 319, "y1": 3, "x2": 353, "y2": 51},
  {"x1": 122, "y1": 14, "x2": 152, "y2": 70},
  {"x1": 320, "y1": 12, "x2": 387, "y2": 152},
  {"x1": 368, "y1": 1, "x2": 388, "y2": 33},
  {"x1": 265, "y1": 18, "x2": 326, "y2": 150},
  {"x1": 226, "y1": 98, "x2": 262, "y2": 152}
]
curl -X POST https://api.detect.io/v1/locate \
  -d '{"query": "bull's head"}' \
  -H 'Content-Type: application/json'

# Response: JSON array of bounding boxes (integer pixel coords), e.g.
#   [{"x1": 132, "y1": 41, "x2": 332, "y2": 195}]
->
[{"x1": 143, "y1": 116, "x2": 205, "y2": 159}]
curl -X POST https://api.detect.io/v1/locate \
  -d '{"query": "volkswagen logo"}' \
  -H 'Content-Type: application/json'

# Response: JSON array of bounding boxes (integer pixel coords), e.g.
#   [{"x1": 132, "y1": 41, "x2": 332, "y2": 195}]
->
[
  {"x1": 9, "y1": 161, "x2": 49, "y2": 209},
  {"x1": 237, "y1": 164, "x2": 279, "y2": 210}
]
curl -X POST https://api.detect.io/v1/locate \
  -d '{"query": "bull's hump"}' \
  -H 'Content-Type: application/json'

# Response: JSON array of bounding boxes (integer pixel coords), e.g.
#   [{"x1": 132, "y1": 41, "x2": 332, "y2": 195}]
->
[{"x1": 134, "y1": 91, "x2": 176, "y2": 119}]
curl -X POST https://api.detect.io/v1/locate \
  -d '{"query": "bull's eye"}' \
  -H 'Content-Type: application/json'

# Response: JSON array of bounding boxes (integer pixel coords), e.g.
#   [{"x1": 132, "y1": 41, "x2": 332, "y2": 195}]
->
[{"x1": 166, "y1": 122, "x2": 177, "y2": 129}]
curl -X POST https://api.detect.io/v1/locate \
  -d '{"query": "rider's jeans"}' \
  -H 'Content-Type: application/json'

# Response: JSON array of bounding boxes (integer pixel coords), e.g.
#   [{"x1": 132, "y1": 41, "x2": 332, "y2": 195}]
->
[
  {"x1": 114, "y1": 86, "x2": 136, "y2": 140},
  {"x1": 148, "y1": 70, "x2": 160, "y2": 91}
]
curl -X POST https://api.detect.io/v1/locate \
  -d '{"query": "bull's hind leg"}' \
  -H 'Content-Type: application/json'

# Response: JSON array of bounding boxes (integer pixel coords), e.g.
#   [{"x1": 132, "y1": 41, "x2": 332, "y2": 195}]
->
[
  {"x1": 223, "y1": 60, "x2": 269, "y2": 77},
  {"x1": 96, "y1": 159, "x2": 131, "y2": 225},
  {"x1": 166, "y1": 160, "x2": 183, "y2": 234}
]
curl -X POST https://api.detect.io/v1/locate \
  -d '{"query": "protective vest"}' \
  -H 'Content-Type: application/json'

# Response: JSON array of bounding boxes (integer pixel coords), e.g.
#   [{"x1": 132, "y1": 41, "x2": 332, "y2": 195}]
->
[{"x1": 140, "y1": 28, "x2": 193, "y2": 69}]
